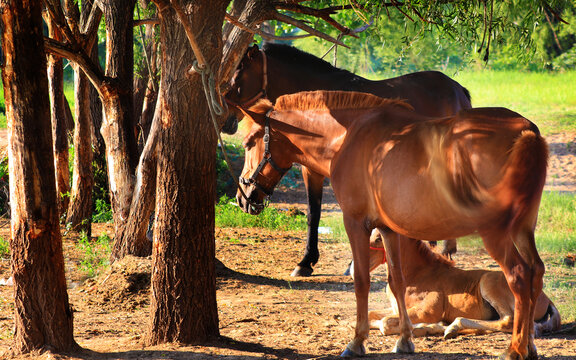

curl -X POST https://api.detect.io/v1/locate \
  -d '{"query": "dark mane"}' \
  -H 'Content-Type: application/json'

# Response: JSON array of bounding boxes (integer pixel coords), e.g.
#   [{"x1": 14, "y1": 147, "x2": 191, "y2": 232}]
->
[{"x1": 262, "y1": 43, "x2": 354, "y2": 76}]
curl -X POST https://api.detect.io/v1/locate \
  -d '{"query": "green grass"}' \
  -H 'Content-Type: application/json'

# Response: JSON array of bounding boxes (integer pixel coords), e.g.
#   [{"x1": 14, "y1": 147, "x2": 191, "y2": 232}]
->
[
  {"x1": 76, "y1": 232, "x2": 112, "y2": 277},
  {"x1": 536, "y1": 191, "x2": 576, "y2": 253},
  {"x1": 453, "y1": 70, "x2": 576, "y2": 136},
  {"x1": 0, "y1": 237, "x2": 9, "y2": 259},
  {"x1": 215, "y1": 196, "x2": 307, "y2": 231}
]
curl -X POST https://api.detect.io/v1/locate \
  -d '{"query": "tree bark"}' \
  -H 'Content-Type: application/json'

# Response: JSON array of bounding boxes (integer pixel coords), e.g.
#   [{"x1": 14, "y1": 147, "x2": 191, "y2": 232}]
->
[
  {"x1": 45, "y1": 18, "x2": 71, "y2": 217},
  {"x1": 66, "y1": 67, "x2": 94, "y2": 235},
  {"x1": 110, "y1": 92, "x2": 162, "y2": 261},
  {"x1": 100, "y1": 0, "x2": 139, "y2": 236},
  {"x1": 1, "y1": 0, "x2": 77, "y2": 353},
  {"x1": 146, "y1": 0, "x2": 227, "y2": 344}
]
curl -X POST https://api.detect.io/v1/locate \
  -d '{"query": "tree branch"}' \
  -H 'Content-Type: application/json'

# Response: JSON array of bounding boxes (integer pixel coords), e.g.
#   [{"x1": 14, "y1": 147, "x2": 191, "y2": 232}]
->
[
  {"x1": 224, "y1": 13, "x2": 311, "y2": 42},
  {"x1": 274, "y1": 3, "x2": 357, "y2": 36},
  {"x1": 43, "y1": 36, "x2": 107, "y2": 97},
  {"x1": 272, "y1": 12, "x2": 348, "y2": 47}
]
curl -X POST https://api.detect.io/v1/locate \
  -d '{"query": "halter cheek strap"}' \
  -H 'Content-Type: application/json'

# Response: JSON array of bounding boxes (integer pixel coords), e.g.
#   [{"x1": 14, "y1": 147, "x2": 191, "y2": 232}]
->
[{"x1": 239, "y1": 110, "x2": 292, "y2": 198}]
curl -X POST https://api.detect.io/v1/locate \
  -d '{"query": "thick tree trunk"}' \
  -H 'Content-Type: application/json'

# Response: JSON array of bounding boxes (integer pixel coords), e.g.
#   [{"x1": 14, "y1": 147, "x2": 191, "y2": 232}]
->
[
  {"x1": 0, "y1": 0, "x2": 77, "y2": 353},
  {"x1": 66, "y1": 67, "x2": 94, "y2": 235},
  {"x1": 146, "y1": 0, "x2": 227, "y2": 344},
  {"x1": 100, "y1": 0, "x2": 138, "y2": 236},
  {"x1": 46, "y1": 21, "x2": 71, "y2": 217}
]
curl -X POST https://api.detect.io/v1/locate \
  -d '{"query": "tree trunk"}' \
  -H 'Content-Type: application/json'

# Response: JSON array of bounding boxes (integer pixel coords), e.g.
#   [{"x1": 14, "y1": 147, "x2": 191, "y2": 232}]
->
[
  {"x1": 0, "y1": 0, "x2": 77, "y2": 353},
  {"x1": 100, "y1": 0, "x2": 138, "y2": 236},
  {"x1": 66, "y1": 67, "x2": 94, "y2": 235},
  {"x1": 110, "y1": 93, "x2": 162, "y2": 261},
  {"x1": 147, "y1": 0, "x2": 227, "y2": 344},
  {"x1": 46, "y1": 19, "x2": 71, "y2": 217}
]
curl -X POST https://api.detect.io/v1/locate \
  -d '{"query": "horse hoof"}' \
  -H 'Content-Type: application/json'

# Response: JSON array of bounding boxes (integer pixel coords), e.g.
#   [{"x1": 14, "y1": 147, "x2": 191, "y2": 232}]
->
[
  {"x1": 392, "y1": 338, "x2": 415, "y2": 354},
  {"x1": 443, "y1": 327, "x2": 458, "y2": 339},
  {"x1": 498, "y1": 348, "x2": 536, "y2": 360},
  {"x1": 291, "y1": 265, "x2": 313, "y2": 277},
  {"x1": 340, "y1": 344, "x2": 366, "y2": 357}
]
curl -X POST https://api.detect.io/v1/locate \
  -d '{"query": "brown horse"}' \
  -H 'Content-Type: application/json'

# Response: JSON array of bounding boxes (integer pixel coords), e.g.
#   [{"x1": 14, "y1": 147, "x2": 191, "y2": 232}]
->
[
  {"x1": 226, "y1": 44, "x2": 468, "y2": 276},
  {"x1": 236, "y1": 90, "x2": 548, "y2": 359},
  {"x1": 361, "y1": 230, "x2": 561, "y2": 338}
]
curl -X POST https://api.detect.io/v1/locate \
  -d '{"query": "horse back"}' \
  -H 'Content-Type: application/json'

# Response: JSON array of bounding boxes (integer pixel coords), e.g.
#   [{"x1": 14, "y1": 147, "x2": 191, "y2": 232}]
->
[{"x1": 361, "y1": 71, "x2": 472, "y2": 117}]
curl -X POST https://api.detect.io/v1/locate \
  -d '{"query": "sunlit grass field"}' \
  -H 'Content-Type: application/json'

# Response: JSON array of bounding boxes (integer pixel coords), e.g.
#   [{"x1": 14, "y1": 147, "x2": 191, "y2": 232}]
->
[{"x1": 453, "y1": 70, "x2": 576, "y2": 135}]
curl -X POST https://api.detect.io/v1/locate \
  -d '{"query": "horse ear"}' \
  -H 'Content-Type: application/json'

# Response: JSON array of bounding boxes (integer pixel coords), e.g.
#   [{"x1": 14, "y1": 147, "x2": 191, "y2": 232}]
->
[{"x1": 247, "y1": 44, "x2": 260, "y2": 58}]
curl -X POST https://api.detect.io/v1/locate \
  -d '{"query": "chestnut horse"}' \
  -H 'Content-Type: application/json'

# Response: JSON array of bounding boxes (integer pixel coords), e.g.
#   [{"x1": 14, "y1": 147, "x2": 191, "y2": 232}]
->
[
  {"x1": 236, "y1": 91, "x2": 548, "y2": 359},
  {"x1": 226, "y1": 44, "x2": 468, "y2": 276},
  {"x1": 361, "y1": 230, "x2": 561, "y2": 339}
]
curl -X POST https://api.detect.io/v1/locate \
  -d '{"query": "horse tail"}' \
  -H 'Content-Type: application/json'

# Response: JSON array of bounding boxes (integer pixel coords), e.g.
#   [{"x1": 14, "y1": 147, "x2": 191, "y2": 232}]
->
[
  {"x1": 535, "y1": 302, "x2": 562, "y2": 335},
  {"x1": 499, "y1": 126, "x2": 548, "y2": 231}
]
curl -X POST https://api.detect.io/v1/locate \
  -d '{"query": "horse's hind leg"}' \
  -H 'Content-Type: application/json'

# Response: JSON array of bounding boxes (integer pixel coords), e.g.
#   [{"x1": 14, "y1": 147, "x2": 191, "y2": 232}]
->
[
  {"x1": 481, "y1": 227, "x2": 543, "y2": 360},
  {"x1": 291, "y1": 168, "x2": 323, "y2": 277},
  {"x1": 341, "y1": 215, "x2": 371, "y2": 357},
  {"x1": 379, "y1": 229, "x2": 414, "y2": 353}
]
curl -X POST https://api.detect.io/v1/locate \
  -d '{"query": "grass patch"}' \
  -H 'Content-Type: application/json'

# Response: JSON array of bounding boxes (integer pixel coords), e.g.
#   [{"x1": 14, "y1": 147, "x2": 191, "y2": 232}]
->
[
  {"x1": 0, "y1": 237, "x2": 9, "y2": 259},
  {"x1": 536, "y1": 191, "x2": 576, "y2": 253},
  {"x1": 216, "y1": 196, "x2": 307, "y2": 231},
  {"x1": 76, "y1": 232, "x2": 112, "y2": 277},
  {"x1": 453, "y1": 70, "x2": 576, "y2": 136}
]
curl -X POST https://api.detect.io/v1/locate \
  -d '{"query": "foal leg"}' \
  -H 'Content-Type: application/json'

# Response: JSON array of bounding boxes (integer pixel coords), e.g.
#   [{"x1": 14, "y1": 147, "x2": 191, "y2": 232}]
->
[
  {"x1": 481, "y1": 228, "x2": 543, "y2": 360},
  {"x1": 291, "y1": 168, "x2": 323, "y2": 277},
  {"x1": 340, "y1": 215, "x2": 371, "y2": 357},
  {"x1": 379, "y1": 230, "x2": 414, "y2": 353}
]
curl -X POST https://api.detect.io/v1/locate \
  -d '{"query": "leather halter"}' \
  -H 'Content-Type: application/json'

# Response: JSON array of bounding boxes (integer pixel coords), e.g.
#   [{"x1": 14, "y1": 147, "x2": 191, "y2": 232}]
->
[
  {"x1": 233, "y1": 49, "x2": 268, "y2": 109},
  {"x1": 239, "y1": 111, "x2": 292, "y2": 201}
]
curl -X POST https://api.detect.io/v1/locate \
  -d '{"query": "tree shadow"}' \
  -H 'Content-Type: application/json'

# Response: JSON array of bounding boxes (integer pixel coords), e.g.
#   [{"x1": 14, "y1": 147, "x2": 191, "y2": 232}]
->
[{"x1": 65, "y1": 335, "x2": 310, "y2": 359}]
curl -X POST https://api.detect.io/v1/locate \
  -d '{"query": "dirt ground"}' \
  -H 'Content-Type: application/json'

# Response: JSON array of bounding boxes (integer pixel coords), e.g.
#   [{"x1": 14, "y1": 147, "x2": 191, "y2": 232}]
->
[{"x1": 0, "y1": 131, "x2": 575, "y2": 360}]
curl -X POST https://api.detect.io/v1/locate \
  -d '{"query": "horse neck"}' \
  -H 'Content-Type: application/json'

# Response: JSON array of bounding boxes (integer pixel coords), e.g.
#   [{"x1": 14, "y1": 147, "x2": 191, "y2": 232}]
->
[
  {"x1": 401, "y1": 239, "x2": 453, "y2": 279},
  {"x1": 266, "y1": 58, "x2": 358, "y2": 101},
  {"x1": 271, "y1": 110, "x2": 349, "y2": 178}
]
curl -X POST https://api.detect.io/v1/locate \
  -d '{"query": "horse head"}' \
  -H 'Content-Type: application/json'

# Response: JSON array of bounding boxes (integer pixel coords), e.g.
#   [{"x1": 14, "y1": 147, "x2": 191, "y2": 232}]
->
[
  {"x1": 236, "y1": 100, "x2": 293, "y2": 215},
  {"x1": 224, "y1": 44, "x2": 267, "y2": 134}
]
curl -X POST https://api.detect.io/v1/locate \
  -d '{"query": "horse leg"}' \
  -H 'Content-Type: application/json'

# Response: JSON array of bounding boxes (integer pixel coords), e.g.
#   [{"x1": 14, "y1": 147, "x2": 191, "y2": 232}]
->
[
  {"x1": 340, "y1": 215, "x2": 370, "y2": 357},
  {"x1": 481, "y1": 228, "x2": 543, "y2": 360},
  {"x1": 291, "y1": 167, "x2": 323, "y2": 277},
  {"x1": 379, "y1": 229, "x2": 414, "y2": 353},
  {"x1": 440, "y1": 239, "x2": 457, "y2": 260}
]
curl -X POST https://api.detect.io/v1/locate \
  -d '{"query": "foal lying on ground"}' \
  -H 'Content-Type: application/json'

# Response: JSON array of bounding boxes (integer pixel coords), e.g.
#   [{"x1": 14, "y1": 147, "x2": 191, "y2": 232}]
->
[{"x1": 362, "y1": 230, "x2": 561, "y2": 338}]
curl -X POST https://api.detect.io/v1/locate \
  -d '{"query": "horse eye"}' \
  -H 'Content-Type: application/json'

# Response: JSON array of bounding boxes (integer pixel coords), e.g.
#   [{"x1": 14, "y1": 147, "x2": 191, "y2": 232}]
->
[{"x1": 236, "y1": 87, "x2": 242, "y2": 95}]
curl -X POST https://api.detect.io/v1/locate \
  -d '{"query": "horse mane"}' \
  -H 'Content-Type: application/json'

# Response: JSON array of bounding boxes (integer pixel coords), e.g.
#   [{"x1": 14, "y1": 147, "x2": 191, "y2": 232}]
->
[
  {"x1": 262, "y1": 43, "x2": 353, "y2": 76},
  {"x1": 414, "y1": 240, "x2": 455, "y2": 267},
  {"x1": 274, "y1": 90, "x2": 413, "y2": 112}
]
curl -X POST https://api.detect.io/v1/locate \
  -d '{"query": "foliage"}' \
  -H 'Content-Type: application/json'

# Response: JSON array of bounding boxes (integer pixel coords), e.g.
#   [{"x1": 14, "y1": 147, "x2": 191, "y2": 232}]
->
[
  {"x1": 76, "y1": 232, "x2": 112, "y2": 277},
  {"x1": 92, "y1": 198, "x2": 113, "y2": 223},
  {"x1": 284, "y1": 0, "x2": 575, "y2": 74},
  {"x1": 216, "y1": 141, "x2": 243, "y2": 198},
  {"x1": 216, "y1": 196, "x2": 307, "y2": 231},
  {"x1": 0, "y1": 237, "x2": 9, "y2": 259}
]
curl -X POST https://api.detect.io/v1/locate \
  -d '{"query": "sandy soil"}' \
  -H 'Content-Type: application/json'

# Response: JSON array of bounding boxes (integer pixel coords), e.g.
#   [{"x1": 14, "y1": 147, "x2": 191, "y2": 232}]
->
[{"x1": 0, "y1": 130, "x2": 575, "y2": 359}]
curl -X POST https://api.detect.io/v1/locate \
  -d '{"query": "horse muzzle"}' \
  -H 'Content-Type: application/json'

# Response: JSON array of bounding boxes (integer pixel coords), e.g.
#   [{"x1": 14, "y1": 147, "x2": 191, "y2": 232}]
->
[{"x1": 236, "y1": 186, "x2": 267, "y2": 215}]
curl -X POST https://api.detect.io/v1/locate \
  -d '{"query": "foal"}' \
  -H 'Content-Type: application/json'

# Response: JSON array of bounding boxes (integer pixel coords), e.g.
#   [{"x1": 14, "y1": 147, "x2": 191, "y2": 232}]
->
[{"x1": 363, "y1": 230, "x2": 561, "y2": 338}]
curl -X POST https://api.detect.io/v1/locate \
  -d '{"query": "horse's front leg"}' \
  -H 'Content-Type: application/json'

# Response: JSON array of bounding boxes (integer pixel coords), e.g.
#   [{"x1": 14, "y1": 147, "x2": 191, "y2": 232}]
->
[
  {"x1": 340, "y1": 215, "x2": 371, "y2": 357},
  {"x1": 291, "y1": 167, "x2": 323, "y2": 277},
  {"x1": 379, "y1": 230, "x2": 414, "y2": 353}
]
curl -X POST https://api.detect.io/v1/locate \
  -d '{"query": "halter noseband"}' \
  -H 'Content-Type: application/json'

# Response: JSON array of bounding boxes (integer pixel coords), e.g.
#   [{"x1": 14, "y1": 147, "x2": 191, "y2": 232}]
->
[
  {"x1": 234, "y1": 49, "x2": 268, "y2": 109},
  {"x1": 239, "y1": 111, "x2": 292, "y2": 204}
]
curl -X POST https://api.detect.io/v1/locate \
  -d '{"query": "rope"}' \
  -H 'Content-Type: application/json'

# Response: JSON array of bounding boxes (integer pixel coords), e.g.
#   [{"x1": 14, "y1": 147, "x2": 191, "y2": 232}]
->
[
  {"x1": 192, "y1": 61, "x2": 259, "y2": 209},
  {"x1": 168, "y1": 0, "x2": 260, "y2": 208}
]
